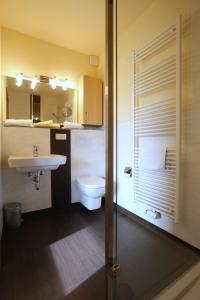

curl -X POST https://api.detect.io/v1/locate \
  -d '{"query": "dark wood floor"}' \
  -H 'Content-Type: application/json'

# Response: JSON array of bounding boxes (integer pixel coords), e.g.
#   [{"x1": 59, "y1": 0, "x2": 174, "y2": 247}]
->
[
  {"x1": 0, "y1": 205, "x2": 199, "y2": 300},
  {"x1": 0, "y1": 206, "x2": 105, "y2": 300}
]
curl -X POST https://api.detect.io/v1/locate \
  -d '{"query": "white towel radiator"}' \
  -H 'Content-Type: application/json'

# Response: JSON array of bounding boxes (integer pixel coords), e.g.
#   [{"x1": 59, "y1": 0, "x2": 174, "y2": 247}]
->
[{"x1": 133, "y1": 17, "x2": 181, "y2": 222}]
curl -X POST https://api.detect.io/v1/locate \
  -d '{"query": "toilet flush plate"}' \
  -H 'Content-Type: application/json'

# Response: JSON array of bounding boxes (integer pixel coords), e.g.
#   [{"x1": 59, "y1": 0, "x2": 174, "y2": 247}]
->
[{"x1": 55, "y1": 133, "x2": 67, "y2": 140}]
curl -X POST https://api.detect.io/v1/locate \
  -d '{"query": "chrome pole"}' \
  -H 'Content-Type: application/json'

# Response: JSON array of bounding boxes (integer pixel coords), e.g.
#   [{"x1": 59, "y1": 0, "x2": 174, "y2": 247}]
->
[{"x1": 105, "y1": 0, "x2": 115, "y2": 299}]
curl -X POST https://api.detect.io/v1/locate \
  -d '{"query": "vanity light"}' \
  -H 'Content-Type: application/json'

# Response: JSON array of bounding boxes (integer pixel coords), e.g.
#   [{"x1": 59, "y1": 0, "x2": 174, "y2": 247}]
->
[
  {"x1": 67, "y1": 80, "x2": 75, "y2": 89},
  {"x1": 62, "y1": 79, "x2": 68, "y2": 91},
  {"x1": 49, "y1": 77, "x2": 58, "y2": 89},
  {"x1": 14, "y1": 73, "x2": 75, "y2": 90},
  {"x1": 16, "y1": 73, "x2": 23, "y2": 87},
  {"x1": 30, "y1": 76, "x2": 39, "y2": 90}
]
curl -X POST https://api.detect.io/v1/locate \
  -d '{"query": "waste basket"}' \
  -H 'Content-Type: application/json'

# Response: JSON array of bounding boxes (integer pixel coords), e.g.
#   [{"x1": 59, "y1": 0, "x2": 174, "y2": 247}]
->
[{"x1": 4, "y1": 202, "x2": 22, "y2": 229}]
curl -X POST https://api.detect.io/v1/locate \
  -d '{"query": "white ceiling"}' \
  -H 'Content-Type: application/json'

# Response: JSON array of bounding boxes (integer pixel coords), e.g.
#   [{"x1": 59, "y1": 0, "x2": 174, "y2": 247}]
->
[{"x1": 0, "y1": 0, "x2": 154, "y2": 56}]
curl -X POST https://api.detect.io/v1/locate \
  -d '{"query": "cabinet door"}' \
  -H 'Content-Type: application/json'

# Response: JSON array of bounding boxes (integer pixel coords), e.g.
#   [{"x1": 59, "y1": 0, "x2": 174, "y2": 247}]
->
[{"x1": 78, "y1": 75, "x2": 102, "y2": 126}]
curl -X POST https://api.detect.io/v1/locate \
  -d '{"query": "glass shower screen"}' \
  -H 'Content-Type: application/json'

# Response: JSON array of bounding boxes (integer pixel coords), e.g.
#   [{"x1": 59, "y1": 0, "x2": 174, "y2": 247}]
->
[{"x1": 106, "y1": 0, "x2": 200, "y2": 299}]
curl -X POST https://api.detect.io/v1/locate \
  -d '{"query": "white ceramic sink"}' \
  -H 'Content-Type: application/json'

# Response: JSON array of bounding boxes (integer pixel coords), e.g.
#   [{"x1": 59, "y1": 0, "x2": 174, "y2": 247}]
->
[{"x1": 8, "y1": 154, "x2": 67, "y2": 172}]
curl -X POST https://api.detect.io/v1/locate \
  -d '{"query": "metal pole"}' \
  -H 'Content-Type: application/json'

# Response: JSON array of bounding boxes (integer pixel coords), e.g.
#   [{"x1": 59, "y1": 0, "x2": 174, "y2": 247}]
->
[{"x1": 105, "y1": 0, "x2": 115, "y2": 299}]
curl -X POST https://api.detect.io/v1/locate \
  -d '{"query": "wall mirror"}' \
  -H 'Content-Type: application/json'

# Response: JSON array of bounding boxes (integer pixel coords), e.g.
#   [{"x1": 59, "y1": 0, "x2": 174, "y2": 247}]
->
[{"x1": 5, "y1": 76, "x2": 77, "y2": 123}]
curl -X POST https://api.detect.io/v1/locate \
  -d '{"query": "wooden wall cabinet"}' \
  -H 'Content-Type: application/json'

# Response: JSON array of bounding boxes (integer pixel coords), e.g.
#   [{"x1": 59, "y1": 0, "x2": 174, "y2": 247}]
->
[{"x1": 78, "y1": 75, "x2": 103, "y2": 126}]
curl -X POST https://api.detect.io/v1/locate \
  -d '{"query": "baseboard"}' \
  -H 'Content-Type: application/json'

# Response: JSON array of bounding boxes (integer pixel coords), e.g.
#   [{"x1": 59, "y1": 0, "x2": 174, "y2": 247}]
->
[
  {"x1": 117, "y1": 204, "x2": 200, "y2": 254},
  {"x1": 21, "y1": 208, "x2": 54, "y2": 222},
  {"x1": 70, "y1": 202, "x2": 82, "y2": 208},
  {"x1": 22, "y1": 203, "x2": 83, "y2": 220},
  {"x1": 22, "y1": 207, "x2": 53, "y2": 219}
]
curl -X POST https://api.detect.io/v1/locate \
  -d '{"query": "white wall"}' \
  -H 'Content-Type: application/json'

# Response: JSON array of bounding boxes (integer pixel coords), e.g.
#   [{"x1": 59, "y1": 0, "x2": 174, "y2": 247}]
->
[
  {"x1": 117, "y1": 0, "x2": 200, "y2": 249},
  {"x1": 2, "y1": 127, "x2": 51, "y2": 212},
  {"x1": 71, "y1": 129, "x2": 105, "y2": 203}
]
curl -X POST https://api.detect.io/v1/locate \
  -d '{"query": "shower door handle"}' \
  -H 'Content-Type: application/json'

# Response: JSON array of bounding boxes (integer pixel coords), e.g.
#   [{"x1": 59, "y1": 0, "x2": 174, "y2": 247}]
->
[{"x1": 124, "y1": 166, "x2": 132, "y2": 177}]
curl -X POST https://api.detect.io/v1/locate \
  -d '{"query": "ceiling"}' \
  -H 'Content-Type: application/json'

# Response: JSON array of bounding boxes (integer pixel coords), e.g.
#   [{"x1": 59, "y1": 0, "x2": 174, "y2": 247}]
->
[{"x1": 0, "y1": 0, "x2": 154, "y2": 56}]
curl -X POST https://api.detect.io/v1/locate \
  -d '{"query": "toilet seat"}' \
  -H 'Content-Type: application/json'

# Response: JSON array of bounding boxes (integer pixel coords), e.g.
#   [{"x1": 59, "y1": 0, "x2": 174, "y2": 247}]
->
[{"x1": 77, "y1": 176, "x2": 105, "y2": 189}]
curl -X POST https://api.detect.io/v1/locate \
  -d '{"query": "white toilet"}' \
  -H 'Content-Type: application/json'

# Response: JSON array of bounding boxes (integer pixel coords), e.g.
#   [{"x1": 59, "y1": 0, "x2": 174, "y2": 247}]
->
[{"x1": 76, "y1": 176, "x2": 105, "y2": 210}]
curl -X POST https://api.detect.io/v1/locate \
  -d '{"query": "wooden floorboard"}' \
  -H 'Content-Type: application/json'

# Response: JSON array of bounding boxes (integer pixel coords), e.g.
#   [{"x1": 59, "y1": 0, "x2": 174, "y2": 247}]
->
[
  {"x1": 0, "y1": 206, "x2": 105, "y2": 300},
  {"x1": 0, "y1": 205, "x2": 199, "y2": 300}
]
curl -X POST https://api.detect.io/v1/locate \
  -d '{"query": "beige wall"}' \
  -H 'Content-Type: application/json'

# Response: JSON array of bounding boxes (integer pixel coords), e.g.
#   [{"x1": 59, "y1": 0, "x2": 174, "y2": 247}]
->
[
  {"x1": 2, "y1": 127, "x2": 105, "y2": 212},
  {"x1": 2, "y1": 127, "x2": 51, "y2": 212},
  {"x1": 1, "y1": 27, "x2": 100, "y2": 119},
  {"x1": 117, "y1": 0, "x2": 200, "y2": 248},
  {"x1": 1, "y1": 28, "x2": 104, "y2": 122},
  {"x1": 1, "y1": 27, "x2": 105, "y2": 214},
  {"x1": 97, "y1": 52, "x2": 105, "y2": 80},
  {"x1": 71, "y1": 130, "x2": 105, "y2": 203},
  {"x1": 1, "y1": 27, "x2": 99, "y2": 84}
]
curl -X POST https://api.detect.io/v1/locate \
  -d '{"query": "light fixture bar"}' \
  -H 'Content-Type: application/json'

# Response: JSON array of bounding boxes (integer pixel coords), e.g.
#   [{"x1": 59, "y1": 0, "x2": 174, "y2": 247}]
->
[
  {"x1": 14, "y1": 73, "x2": 75, "y2": 90},
  {"x1": 16, "y1": 73, "x2": 23, "y2": 87},
  {"x1": 30, "y1": 76, "x2": 39, "y2": 90}
]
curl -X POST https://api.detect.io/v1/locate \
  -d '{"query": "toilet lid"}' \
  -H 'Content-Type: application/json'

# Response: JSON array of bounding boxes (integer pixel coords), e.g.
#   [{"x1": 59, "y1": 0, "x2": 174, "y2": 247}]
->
[{"x1": 77, "y1": 176, "x2": 105, "y2": 189}]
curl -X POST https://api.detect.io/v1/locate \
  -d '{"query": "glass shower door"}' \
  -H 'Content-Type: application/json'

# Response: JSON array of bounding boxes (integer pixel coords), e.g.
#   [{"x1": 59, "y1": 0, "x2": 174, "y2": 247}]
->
[{"x1": 106, "y1": 0, "x2": 200, "y2": 299}]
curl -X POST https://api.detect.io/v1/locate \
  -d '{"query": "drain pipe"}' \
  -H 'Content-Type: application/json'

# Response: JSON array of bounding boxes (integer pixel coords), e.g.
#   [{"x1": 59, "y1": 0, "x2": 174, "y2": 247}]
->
[
  {"x1": 33, "y1": 171, "x2": 41, "y2": 190},
  {"x1": 28, "y1": 171, "x2": 44, "y2": 191}
]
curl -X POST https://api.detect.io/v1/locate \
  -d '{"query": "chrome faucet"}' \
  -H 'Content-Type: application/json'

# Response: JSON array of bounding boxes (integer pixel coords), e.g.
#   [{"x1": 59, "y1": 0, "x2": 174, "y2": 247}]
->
[{"x1": 33, "y1": 145, "x2": 39, "y2": 157}]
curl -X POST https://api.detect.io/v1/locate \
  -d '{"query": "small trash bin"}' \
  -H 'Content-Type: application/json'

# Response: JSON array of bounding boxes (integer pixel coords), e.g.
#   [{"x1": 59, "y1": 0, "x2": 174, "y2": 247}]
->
[{"x1": 4, "y1": 202, "x2": 22, "y2": 229}]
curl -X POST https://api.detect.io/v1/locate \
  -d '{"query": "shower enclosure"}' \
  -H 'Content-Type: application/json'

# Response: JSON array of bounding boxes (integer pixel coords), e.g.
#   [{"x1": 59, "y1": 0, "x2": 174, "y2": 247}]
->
[{"x1": 106, "y1": 0, "x2": 200, "y2": 299}]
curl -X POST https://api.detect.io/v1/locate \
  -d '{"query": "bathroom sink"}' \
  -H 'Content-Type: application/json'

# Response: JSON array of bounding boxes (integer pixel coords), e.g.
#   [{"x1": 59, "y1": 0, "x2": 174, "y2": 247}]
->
[{"x1": 8, "y1": 155, "x2": 67, "y2": 172}]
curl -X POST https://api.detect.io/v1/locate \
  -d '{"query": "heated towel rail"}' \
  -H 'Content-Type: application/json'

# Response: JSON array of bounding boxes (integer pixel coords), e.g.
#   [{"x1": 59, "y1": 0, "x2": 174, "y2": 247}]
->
[{"x1": 133, "y1": 17, "x2": 181, "y2": 222}]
